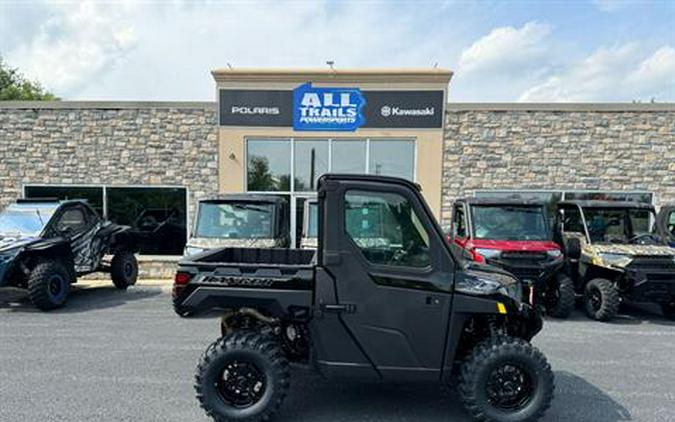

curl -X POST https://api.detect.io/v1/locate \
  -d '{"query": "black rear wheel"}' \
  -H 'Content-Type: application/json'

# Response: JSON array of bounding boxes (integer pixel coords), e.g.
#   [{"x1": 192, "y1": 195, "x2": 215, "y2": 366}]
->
[
  {"x1": 195, "y1": 331, "x2": 289, "y2": 422},
  {"x1": 27, "y1": 260, "x2": 73, "y2": 310},
  {"x1": 583, "y1": 278, "x2": 620, "y2": 321},
  {"x1": 458, "y1": 336, "x2": 554, "y2": 422},
  {"x1": 111, "y1": 251, "x2": 138, "y2": 290}
]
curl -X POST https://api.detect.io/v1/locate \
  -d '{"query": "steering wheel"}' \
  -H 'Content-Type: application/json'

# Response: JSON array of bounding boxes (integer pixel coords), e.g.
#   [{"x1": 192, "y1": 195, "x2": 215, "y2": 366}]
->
[
  {"x1": 390, "y1": 240, "x2": 416, "y2": 264},
  {"x1": 628, "y1": 233, "x2": 661, "y2": 245}
]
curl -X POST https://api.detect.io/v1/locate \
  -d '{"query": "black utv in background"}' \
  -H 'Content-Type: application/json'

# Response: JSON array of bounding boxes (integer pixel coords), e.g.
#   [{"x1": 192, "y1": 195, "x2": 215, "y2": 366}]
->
[
  {"x1": 173, "y1": 175, "x2": 554, "y2": 422},
  {"x1": 0, "y1": 199, "x2": 138, "y2": 310}
]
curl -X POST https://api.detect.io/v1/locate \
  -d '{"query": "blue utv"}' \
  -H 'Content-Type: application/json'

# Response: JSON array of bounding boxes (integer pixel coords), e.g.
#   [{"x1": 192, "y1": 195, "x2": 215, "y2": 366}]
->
[{"x1": 0, "y1": 199, "x2": 138, "y2": 310}]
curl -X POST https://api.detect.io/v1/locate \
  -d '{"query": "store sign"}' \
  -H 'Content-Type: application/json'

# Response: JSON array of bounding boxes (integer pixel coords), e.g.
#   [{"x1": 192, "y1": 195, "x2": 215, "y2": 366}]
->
[
  {"x1": 219, "y1": 89, "x2": 292, "y2": 127},
  {"x1": 218, "y1": 87, "x2": 444, "y2": 129},
  {"x1": 292, "y1": 83, "x2": 366, "y2": 131}
]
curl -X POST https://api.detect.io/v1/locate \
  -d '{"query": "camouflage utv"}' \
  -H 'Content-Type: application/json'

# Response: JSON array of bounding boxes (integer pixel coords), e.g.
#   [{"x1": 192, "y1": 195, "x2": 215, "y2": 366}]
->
[
  {"x1": 556, "y1": 200, "x2": 675, "y2": 321},
  {"x1": 184, "y1": 195, "x2": 289, "y2": 257}
]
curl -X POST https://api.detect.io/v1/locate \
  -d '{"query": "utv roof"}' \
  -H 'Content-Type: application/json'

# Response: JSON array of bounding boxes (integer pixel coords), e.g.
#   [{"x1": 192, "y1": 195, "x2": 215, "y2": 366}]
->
[
  {"x1": 199, "y1": 194, "x2": 287, "y2": 205},
  {"x1": 558, "y1": 200, "x2": 655, "y2": 209},
  {"x1": 456, "y1": 197, "x2": 546, "y2": 206},
  {"x1": 319, "y1": 174, "x2": 422, "y2": 191}
]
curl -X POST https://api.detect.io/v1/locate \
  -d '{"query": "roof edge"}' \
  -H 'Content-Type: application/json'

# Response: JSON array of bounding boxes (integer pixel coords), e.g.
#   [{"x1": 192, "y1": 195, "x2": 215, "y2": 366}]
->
[
  {"x1": 446, "y1": 102, "x2": 675, "y2": 112},
  {"x1": 0, "y1": 101, "x2": 217, "y2": 110}
]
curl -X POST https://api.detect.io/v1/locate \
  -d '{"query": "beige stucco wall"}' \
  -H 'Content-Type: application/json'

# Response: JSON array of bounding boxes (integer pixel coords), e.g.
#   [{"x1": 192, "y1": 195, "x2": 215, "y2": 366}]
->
[
  {"x1": 218, "y1": 127, "x2": 444, "y2": 216},
  {"x1": 214, "y1": 69, "x2": 452, "y2": 217}
]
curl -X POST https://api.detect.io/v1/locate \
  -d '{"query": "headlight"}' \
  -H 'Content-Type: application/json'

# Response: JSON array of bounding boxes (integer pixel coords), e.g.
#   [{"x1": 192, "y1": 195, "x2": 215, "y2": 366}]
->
[
  {"x1": 546, "y1": 249, "x2": 563, "y2": 259},
  {"x1": 474, "y1": 248, "x2": 501, "y2": 260},
  {"x1": 184, "y1": 246, "x2": 206, "y2": 257},
  {"x1": 596, "y1": 252, "x2": 633, "y2": 267},
  {"x1": 457, "y1": 275, "x2": 522, "y2": 303}
]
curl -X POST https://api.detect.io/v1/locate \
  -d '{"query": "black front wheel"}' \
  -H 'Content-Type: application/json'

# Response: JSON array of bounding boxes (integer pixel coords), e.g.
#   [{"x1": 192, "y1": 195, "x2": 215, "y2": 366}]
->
[
  {"x1": 195, "y1": 331, "x2": 289, "y2": 422},
  {"x1": 111, "y1": 251, "x2": 138, "y2": 290},
  {"x1": 583, "y1": 278, "x2": 620, "y2": 321},
  {"x1": 458, "y1": 336, "x2": 554, "y2": 422},
  {"x1": 27, "y1": 260, "x2": 74, "y2": 310}
]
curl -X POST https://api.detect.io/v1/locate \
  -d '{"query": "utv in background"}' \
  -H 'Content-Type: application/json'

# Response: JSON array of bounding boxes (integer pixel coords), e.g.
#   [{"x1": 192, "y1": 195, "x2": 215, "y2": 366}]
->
[
  {"x1": 556, "y1": 200, "x2": 675, "y2": 321},
  {"x1": 174, "y1": 174, "x2": 554, "y2": 422},
  {"x1": 448, "y1": 198, "x2": 574, "y2": 318},
  {"x1": 657, "y1": 204, "x2": 675, "y2": 247},
  {"x1": 0, "y1": 199, "x2": 138, "y2": 310},
  {"x1": 184, "y1": 195, "x2": 289, "y2": 257}
]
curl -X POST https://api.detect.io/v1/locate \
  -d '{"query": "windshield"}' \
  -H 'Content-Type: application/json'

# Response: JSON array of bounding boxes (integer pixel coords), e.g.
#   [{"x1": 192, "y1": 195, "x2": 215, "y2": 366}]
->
[
  {"x1": 195, "y1": 202, "x2": 275, "y2": 239},
  {"x1": 0, "y1": 205, "x2": 57, "y2": 237},
  {"x1": 471, "y1": 205, "x2": 549, "y2": 241},
  {"x1": 582, "y1": 207, "x2": 656, "y2": 243},
  {"x1": 306, "y1": 202, "x2": 318, "y2": 238}
]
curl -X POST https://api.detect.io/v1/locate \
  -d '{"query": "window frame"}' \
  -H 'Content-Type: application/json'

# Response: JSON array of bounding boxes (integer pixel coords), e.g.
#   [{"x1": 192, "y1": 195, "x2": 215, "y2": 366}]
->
[{"x1": 22, "y1": 183, "x2": 189, "y2": 256}]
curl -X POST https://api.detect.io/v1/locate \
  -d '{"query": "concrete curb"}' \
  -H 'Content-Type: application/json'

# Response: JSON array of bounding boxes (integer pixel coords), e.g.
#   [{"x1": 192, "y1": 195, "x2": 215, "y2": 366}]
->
[{"x1": 78, "y1": 279, "x2": 173, "y2": 293}]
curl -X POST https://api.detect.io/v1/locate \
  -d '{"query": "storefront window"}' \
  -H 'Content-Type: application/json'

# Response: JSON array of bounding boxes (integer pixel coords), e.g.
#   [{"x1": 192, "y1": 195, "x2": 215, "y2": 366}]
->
[
  {"x1": 331, "y1": 140, "x2": 367, "y2": 174},
  {"x1": 106, "y1": 187, "x2": 187, "y2": 255},
  {"x1": 294, "y1": 139, "x2": 329, "y2": 191},
  {"x1": 369, "y1": 139, "x2": 414, "y2": 179},
  {"x1": 23, "y1": 185, "x2": 188, "y2": 255},
  {"x1": 247, "y1": 139, "x2": 291, "y2": 192},
  {"x1": 24, "y1": 185, "x2": 104, "y2": 216}
]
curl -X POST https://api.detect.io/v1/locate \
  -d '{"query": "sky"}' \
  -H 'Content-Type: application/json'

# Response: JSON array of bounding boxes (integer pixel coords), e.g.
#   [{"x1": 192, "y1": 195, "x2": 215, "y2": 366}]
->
[{"x1": 0, "y1": 0, "x2": 673, "y2": 102}]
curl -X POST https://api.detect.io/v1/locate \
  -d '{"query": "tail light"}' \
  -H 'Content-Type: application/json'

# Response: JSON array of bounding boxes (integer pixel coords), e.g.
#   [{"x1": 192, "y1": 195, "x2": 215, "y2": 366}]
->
[
  {"x1": 174, "y1": 272, "x2": 191, "y2": 285},
  {"x1": 173, "y1": 272, "x2": 191, "y2": 298}
]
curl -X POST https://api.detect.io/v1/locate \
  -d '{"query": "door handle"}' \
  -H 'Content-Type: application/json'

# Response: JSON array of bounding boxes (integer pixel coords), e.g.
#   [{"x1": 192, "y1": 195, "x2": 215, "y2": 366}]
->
[
  {"x1": 320, "y1": 303, "x2": 356, "y2": 314},
  {"x1": 425, "y1": 296, "x2": 442, "y2": 306}
]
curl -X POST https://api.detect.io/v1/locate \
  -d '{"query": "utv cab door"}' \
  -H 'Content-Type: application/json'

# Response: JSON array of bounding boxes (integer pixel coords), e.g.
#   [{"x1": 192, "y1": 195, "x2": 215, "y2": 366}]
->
[
  {"x1": 51, "y1": 204, "x2": 100, "y2": 272},
  {"x1": 657, "y1": 206, "x2": 675, "y2": 247},
  {"x1": 319, "y1": 177, "x2": 456, "y2": 381}
]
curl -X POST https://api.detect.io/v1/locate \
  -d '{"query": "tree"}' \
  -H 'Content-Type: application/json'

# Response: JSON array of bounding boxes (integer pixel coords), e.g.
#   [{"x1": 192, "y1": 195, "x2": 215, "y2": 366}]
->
[
  {"x1": 247, "y1": 156, "x2": 275, "y2": 191},
  {"x1": 0, "y1": 57, "x2": 58, "y2": 100}
]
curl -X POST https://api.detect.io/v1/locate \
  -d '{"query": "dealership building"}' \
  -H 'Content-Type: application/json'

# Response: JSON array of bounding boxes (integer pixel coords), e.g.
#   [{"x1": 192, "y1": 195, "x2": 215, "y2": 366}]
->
[{"x1": 0, "y1": 69, "x2": 673, "y2": 276}]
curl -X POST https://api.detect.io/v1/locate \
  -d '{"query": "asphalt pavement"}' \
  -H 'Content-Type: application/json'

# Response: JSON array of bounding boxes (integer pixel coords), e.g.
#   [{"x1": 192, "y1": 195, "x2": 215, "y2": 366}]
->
[{"x1": 1, "y1": 284, "x2": 674, "y2": 422}]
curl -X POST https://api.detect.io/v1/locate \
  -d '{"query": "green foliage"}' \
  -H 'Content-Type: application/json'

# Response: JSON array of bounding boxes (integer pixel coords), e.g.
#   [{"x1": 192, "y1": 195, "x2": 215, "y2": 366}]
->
[{"x1": 0, "y1": 57, "x2": 58, "y2": 100}]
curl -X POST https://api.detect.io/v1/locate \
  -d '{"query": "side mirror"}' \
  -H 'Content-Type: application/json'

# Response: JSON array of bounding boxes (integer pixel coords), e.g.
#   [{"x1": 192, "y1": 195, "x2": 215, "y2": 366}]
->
[{"x1": 566, "y1": 237, "x2": 581, "y2": 260}]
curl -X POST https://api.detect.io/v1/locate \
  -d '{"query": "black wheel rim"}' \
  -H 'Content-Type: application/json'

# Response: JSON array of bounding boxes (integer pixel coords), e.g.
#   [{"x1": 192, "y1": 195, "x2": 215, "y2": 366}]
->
[
  {"x1": 217, "y1": 360, "x2": 266, "y2": 408},
  {"x1": 589, "y1": 288, "x2": 602, "y2": 312},
  {"x1": 486, "y1": 363, "x2": 534, "y2": 411},
  {"x1": 48, "y1": 275, "x2": 65, "y2": 300}
]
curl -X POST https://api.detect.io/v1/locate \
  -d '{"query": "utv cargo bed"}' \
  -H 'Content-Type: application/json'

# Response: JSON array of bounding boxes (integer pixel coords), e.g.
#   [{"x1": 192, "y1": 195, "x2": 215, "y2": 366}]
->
[{"x1": 173, "y1": 247, "x2": 316, "y2": 316}]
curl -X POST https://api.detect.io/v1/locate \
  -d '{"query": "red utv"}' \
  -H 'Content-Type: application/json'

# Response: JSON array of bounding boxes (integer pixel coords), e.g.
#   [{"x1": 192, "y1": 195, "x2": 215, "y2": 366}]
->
[{"x1": 447, "y1": 198, "x2": 575, "y2": 318}]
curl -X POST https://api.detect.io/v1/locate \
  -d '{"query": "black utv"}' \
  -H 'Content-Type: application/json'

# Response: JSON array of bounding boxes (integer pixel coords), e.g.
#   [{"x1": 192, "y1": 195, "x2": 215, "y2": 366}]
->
[
  {"x1": 0, "y1": 199, "x2": 138, "y2": 310},
  {"x1": 555, "y1": 200, "x2": 675, "y2": 321},
  {"x1": 173, "y1": 175, "x2": 555, "y2": 422}
]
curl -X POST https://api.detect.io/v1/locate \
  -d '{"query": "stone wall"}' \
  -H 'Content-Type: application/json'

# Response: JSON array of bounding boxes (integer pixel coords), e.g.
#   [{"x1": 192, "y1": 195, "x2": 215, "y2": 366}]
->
[
  {"x1": 0, "y1": 102, "x2": 219, "y2": 211},
  {"x1": 441, "y1": 105, "x2": 675, "y2": 224},
  {"x1": 0, "y1": 102, "x2": 219, "y2": 278}
]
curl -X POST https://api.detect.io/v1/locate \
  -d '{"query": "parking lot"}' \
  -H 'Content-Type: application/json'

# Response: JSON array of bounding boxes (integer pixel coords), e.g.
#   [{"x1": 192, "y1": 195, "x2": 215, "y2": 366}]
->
[{"x1": 1, "y1": 283, "x2": 674, "y2": 422}]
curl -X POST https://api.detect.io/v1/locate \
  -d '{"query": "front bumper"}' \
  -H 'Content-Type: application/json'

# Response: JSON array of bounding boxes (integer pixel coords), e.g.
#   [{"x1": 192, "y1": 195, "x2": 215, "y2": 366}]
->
[{"x1": 624, "y1": 257, "x2": 675, "y2": 303}]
